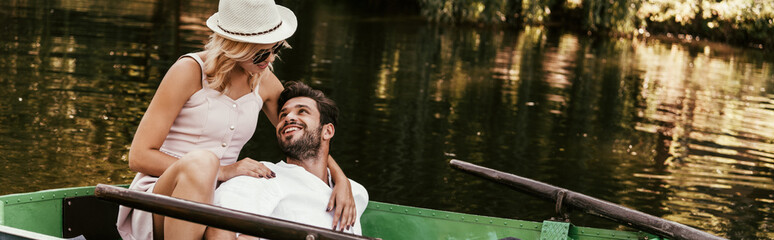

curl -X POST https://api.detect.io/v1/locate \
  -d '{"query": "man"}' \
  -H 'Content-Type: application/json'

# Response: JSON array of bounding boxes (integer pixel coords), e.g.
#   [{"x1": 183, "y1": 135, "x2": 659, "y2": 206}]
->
[{"x1": 205, "y1": 81, "x2": 369, "y2": 239}]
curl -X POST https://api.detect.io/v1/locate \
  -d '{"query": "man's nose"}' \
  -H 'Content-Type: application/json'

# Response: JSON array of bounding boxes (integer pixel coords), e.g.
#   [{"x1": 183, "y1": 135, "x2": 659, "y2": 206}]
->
[{"x1": 284, "y1": 112, "x2": 298, "y2": 123}]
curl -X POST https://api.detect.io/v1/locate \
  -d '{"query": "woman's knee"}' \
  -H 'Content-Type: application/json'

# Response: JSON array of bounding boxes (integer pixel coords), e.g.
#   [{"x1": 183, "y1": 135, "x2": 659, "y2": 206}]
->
[
  {"x1": 176, "y1": 150, "x2": 219, "y2": 176},
  {"x1": 153, "y1": 150, "x2": 219, "y2": 197}
]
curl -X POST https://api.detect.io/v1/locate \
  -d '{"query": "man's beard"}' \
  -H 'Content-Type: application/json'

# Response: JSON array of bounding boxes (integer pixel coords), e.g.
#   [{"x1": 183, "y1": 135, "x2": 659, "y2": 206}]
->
[{"x1": 279, "y1": 125, "x2": 322, "y2": 161}]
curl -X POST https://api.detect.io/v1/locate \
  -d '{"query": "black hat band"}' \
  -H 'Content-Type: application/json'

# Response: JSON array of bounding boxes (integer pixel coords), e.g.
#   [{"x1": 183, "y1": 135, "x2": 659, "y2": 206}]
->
[{"x1": 218, "y1": 21, "x2": 283, "y2": 36}]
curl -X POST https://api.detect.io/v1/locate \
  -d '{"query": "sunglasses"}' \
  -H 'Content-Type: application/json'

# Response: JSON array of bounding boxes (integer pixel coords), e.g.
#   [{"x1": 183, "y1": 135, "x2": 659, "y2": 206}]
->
[{"x1": 252, "y1": 41, "x2": 284, "y2": 64}]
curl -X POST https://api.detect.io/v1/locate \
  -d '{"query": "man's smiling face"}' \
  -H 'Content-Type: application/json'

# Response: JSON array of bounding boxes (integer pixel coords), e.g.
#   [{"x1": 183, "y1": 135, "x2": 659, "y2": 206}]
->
[{"x1": 277, "y1": 97, "x2": 323, "y2": 160}]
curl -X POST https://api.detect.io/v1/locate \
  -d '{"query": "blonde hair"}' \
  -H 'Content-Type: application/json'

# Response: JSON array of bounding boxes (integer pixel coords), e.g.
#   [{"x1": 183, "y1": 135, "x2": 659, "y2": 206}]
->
[{"x1": 203, "y1": 34, "x2": 274, "y2": 93}]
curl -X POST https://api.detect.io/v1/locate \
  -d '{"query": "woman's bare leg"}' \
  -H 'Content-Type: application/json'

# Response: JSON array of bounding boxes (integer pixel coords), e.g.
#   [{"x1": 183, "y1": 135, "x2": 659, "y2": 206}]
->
[{"x1": 152, "y1": 150, "x2": 219, "y2": 240}]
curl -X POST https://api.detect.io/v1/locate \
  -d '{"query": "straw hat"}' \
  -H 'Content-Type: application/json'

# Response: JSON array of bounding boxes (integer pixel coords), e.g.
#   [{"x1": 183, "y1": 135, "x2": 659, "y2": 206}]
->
[{"x1": 206, "y1": 0, "x2": 297, "y2": 44}]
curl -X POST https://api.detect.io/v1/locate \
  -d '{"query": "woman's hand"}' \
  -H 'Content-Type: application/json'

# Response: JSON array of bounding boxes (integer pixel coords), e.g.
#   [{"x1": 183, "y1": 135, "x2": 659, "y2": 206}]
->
[
  {"x1": 218, "y1": 158, "x2": 275, "y2": 182},
  {"x1": 328, "y1": 179, "x2": 356, "y2": 231}
]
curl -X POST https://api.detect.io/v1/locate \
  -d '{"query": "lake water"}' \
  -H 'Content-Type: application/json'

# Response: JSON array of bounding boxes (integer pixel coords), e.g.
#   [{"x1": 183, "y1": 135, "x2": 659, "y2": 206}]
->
[{"x1": 1, "y1": 0, "x2": 773, "y2": 239}]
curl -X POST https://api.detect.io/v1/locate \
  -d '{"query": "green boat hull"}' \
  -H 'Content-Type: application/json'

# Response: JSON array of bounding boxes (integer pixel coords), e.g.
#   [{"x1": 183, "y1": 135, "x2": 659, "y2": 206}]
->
[{"x1": 0, "y1": 186, "x2": 663, "y2": 240}]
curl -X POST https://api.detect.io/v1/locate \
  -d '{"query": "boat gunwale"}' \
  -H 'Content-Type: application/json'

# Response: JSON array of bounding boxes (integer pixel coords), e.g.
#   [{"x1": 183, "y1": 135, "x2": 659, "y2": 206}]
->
[
  {"x1": 1, "y1": 186, "x2": 662, "y2": 240},
  {"x1": 363, "y1": 201, "x2": 657, "y2": 239},
  {"x1": 0, "y1": 186, "x2": 116, "y2": 206}
]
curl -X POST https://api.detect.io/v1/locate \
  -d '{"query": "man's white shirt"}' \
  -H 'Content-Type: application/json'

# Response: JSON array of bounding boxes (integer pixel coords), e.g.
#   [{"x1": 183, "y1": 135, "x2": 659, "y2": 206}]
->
[{"x1": 214, "y1": 161, "x2": 369, "y2": 236}]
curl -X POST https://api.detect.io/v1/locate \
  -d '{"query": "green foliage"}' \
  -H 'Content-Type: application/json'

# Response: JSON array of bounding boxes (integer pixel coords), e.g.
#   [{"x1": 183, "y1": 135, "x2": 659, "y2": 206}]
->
[
  {"x1": 415, "y1": 0, "x2": 774, "y2": 48},
  {"x1": 637, "y1": 0, "x2": 774, "y2": 46},
  {"x1": 522, "y1": 0, "x2": 553, "y2": 24},
  {"x1": 417, "y1": 0, "x2": 514, "y2": 24},
  {"x1": 582, "y1": 0, "x2": 640, "y2": 33}
]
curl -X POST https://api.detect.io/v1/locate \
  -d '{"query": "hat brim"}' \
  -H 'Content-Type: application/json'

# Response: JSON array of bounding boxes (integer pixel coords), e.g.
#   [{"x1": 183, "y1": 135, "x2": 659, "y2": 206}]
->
[{"x1": 206, "y1": 6, "x2": 297, "y2": 44}]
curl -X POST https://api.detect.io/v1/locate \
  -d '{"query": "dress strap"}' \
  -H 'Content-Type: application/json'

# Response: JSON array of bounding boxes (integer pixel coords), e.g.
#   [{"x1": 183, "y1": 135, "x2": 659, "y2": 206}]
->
[{"x1": 179, "y1": 53, "x2": 209, "y2": 88}]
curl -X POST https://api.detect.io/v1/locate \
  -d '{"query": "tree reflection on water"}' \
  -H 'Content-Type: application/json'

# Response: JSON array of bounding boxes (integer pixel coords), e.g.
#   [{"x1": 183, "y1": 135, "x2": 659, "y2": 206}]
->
[{"x1": 0, "y1": 0, "x2": 772, "y2": 238}]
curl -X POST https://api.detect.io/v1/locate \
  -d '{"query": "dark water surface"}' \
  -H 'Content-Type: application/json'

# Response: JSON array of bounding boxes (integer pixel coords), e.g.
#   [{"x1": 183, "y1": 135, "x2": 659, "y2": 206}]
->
[{"x1": 2, "y1": 0, "x2": 773, "y2": 239}]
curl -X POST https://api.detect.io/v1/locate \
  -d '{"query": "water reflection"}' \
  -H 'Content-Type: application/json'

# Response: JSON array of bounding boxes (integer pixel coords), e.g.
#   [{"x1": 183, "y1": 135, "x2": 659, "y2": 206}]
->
[
  {"x1": 0, "y1": 0, "x2": 209, "y2": 193},
  {"x1": 632, "y1": 40, "x2": 774, "y2": 237},
  {"x1": 1, "y1": 0, "x2": 773, "y2": 239}
]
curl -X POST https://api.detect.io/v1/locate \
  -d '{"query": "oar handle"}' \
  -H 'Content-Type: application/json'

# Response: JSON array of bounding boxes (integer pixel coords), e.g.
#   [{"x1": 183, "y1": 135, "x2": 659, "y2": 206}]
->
[
  {"x1": 449, "y1": 160, "x2": 726, "y2": 240},
  {"x1": 94, "y1": 184, "x2": 375, "y2": 240}
]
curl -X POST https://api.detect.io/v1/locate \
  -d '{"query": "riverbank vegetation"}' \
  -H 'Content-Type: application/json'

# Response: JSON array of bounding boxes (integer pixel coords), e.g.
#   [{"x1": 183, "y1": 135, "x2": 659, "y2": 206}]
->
[{"x1": 413, "y1": 0, "x2": 773, "y2": 50}]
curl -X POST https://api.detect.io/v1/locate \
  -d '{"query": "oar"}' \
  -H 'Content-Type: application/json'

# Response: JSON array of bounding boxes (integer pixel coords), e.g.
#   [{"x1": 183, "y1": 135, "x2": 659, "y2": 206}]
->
[
  {"x1": 449, "y1": 160, "x2": 726, "y2": 240},
  {"x1": 94, "y1": 184, "x2": 375, "y2": 240}
]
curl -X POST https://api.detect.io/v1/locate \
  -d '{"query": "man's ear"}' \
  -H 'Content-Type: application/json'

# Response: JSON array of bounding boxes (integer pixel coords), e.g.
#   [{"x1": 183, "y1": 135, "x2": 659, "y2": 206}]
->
[{"x1": 322, "y1": 123, "x2": 335, "y2": 140}]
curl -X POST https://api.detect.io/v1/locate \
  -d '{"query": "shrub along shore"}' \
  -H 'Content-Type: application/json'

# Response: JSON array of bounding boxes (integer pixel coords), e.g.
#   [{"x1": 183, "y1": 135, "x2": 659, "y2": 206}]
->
[{"x1": 410, "y1": 0, "x2": 774, "y2": 51}]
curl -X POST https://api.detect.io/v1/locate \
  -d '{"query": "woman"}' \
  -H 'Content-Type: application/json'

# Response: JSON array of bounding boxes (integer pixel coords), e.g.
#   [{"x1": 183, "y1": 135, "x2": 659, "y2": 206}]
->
[{"x1": 116, "y1": 1, "x2": 356, "y2": 239}]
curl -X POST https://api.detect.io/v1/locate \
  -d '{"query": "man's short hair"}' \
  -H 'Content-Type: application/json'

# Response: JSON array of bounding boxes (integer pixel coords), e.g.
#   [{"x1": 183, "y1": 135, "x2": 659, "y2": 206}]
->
[{"x1": 277, "y1": 81, "x2": 339, "y2": 128}]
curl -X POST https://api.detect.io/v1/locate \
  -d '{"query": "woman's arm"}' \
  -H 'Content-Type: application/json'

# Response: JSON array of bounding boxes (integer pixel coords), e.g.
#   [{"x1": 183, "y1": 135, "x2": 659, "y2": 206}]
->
[
  {"x1": 258, "y1": 72, "x2": 283, "y2": 128},
  {"x1": 326, "y1": 155, "x2": 356, "y2": 231},
  {"x1": 128, "y1": 57, "x2": 202, "y2": 176}
]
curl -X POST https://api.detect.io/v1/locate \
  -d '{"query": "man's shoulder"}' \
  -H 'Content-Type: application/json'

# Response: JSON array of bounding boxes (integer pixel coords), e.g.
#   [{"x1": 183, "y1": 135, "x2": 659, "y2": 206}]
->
[
  {"x1": 259, "y1": 160, "x2": 280, "y2": 169},
  {"x1": 247, "y1": 160, "x2": 293, "y2": 176},
  {"x1": 347, "y1": 179, "x2": 368, "y2": 198},
  {"x1": 221, "y1": 175, "x2": 269, "y2": 188},
  {"x1": 217, "y1": 173, "x2": 283, "y2": 199},
  {"x1": 346, "y1": 179, "x2": 369, "y2": 217},
  {"x1": 223, "y1": 161, "x2": 286, "y2": 185},
  {"x1": 261, "y1": 160, "x2": 301, "y2": 173}
]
